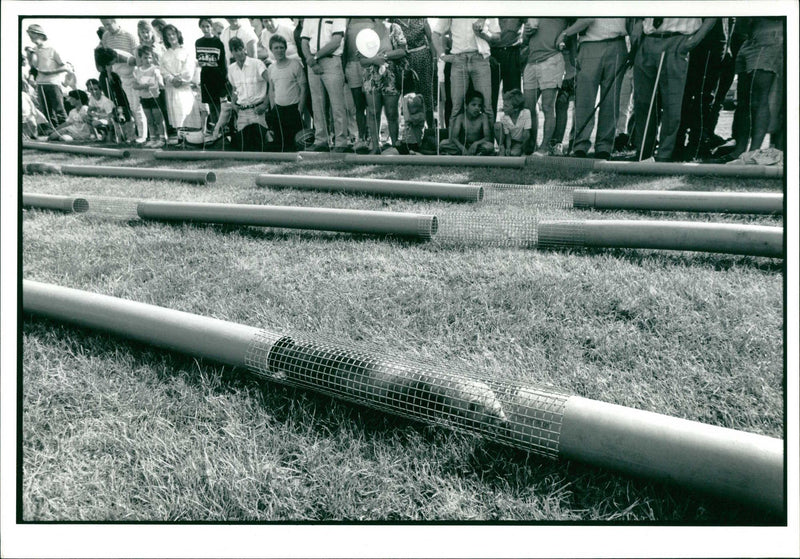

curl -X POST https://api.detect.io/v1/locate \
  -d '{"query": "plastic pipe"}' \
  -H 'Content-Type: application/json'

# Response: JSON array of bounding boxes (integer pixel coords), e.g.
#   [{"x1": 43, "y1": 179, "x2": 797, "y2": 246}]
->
[
  {"x1": 135, "y1": 201, "x2": 438, "y2": 239},
  {"x1": 255, "y1": 174, "x2": 484, "y2": 202},
  {"x1": 154, "y1": 150, "x2": 299, "y2": 162},
  {"x1": 22, "y1": 140, "x2": 130, "y2": 158},
  {"x1": 537, "y1": 219, "x2": 783, "y2": 258},
  {"x1": 594, "y1": 160, "x2": 783, "y2": 178},
  {"x1": 344, "y1": 153, "x2": 526, "y2": 168},
  {"x1": 22, "y1": 193, "x2": 89, "y2": 213},
  {"x1": 573, "y1": 189, "x2": 784, "y2": 214},
  {"x1": 22, "y1": 280, "x2": 784, "y2": 514},
  {"x1": 558, "y1": 396, "x2": 783, "y2": 513},
  {"x1": 57, "y1": 164, "x2": 215, "y2": 184}
]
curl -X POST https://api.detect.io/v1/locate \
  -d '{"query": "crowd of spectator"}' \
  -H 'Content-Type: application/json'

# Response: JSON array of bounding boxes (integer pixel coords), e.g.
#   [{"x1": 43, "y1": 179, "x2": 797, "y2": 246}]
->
[{"x1": 22, "y1": 17, "x2": 785, "y2": 163}]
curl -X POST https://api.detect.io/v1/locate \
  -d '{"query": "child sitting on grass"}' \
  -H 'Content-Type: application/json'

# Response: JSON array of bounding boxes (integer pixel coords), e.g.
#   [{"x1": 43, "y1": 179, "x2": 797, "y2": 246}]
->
[
  {"x1": 85, "y1": 78, "x2": 116, "y2": 141},
  {"x1": 133, "y1": 45, "x2": 167, "y2": 147},
  {"x1": 495, "y1": 88, "x2": 531, "y2": 156},
  {"x1": 439, "y1": 90, "x2": 495, "y2": 156},
  {"x1": 48, "y1": 89, "x2": 93, "y2": 141}
]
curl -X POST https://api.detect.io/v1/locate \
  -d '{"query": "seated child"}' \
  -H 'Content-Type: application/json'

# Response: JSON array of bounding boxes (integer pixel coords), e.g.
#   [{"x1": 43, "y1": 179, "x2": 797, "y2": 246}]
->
[
  {"x1": 132, "y1": 45, "x2": 167, "y2": 147},
  {"x1": 85, "y1": 78, "x2": 116, "y2": 141},
  {"x1": 495, "y1": 89, "x2": 531, "y2": 156},
  {"x1": 48, "y1": 89, "x2": 93, "y2": 141},
  {"x1": 22, "y1": 84, "x2": 46, "y2": 139},
  {"x1": 438, "y1": 90, "x2": 495, "y2": 156},
  {"x1": 397, "y1": 92, "x2": 425, "y2": 154}
]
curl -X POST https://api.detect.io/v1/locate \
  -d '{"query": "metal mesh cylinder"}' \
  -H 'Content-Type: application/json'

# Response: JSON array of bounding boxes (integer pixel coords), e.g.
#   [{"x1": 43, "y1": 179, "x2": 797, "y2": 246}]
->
[
  {"x1": 434, "y1": 212, "x2": 540, "y2": 248},
  {"x1": 536, "y1": 221, "x2": 586, "y2": 249},
  {"x1": 470, "y1": 182, "x2": 573, "y2": 208},
  {"x1": 244, "y1": 330, "x2": 568, "y2": 457}
]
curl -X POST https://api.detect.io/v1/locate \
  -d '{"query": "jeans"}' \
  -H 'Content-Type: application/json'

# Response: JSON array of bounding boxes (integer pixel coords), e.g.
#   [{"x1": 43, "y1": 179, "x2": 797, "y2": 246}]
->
[
  {"x1": 307, "y1": 55, "x2": 348, "y2": 147},
  {"x1": 449, "y1": 53, "x2": 493, "y2": 127}
]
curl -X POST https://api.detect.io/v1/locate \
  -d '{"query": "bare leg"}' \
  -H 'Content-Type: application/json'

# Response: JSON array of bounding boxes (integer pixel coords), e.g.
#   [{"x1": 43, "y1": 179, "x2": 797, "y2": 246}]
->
[{"x1": 523, "y1": 87, "x2": 540, "y2": 154}]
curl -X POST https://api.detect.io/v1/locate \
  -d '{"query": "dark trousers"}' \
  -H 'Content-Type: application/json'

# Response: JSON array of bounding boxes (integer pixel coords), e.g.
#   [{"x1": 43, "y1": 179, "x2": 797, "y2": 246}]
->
[
  {"x1": 265, "y1": 103, "x2": 303, "y2": 152},
  {"x1": 674, "y1": 35, "x2": 724, "y2": 160},
  {"x1": 37, "y1": 83, "x2": 67, "y2": 127},
  {"x1": 490, "y1": 45, "x2": 522, "y2": 116}
]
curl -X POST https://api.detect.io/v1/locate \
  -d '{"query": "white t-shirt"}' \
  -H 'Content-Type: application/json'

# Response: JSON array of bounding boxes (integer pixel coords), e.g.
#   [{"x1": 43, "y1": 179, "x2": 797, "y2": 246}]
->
[
  {"x1": 501, "y1": 108, "x2": 531, "y2": 141},
  {"x1": 88, "y1": 94, "x2": 116, "y2": 116},
  {"x1": 260, "y1": 19, "x2": 299, "y2": 63},
  {"x1": 227, "y1": 56, "x2": 268, "y2": 107}
]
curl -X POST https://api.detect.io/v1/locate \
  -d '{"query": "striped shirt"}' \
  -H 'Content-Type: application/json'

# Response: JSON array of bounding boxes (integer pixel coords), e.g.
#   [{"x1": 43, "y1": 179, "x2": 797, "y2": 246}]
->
[
  {"x1": 102, "y1": 28, "x2": 138, "y2": 78},
  {"x1": 643, "y1": 18, "x2": 702, "y2": 35}
]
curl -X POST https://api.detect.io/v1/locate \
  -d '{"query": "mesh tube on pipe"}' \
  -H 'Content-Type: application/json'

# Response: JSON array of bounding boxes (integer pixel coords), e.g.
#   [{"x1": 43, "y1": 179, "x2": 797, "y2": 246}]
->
[
  {"x1": 154, "y1": 150, "x2": 299, "y2": 162},
  {"x1": 573, "y1": 189, "x2": 784, "y2": 214},
  {"x1": 344, "y1": 154, "x2": 526, "y2": 168},
  {"x1": 537, "y1": 219, "x2": 784, "y2": 258},
  {"x1": 22, "y1": 140, "x2": 130, "y2": 158},
  {"x1": 22, "y1": 193, "x2": 89, "y2": 213},
  {"x1": 135, "y1": 201, "x2": 438, "y2": 240},
  {"x1": 22, "y1": 280, "x2": 784, "y2": 512},
  {"x1": 256, "y1": 174, "x2": 484, "y2": 202}
]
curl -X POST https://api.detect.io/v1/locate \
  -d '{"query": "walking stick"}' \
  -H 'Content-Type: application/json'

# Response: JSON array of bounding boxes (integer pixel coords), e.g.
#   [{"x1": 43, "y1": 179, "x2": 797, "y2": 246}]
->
[{"x1": 639, "y1": 49, "x2": 665, "y2": 162}]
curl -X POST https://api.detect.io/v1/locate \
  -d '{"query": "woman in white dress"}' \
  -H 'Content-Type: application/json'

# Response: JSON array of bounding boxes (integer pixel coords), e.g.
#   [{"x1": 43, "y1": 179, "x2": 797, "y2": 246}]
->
[{"x1": 160, "y1": 24, "x2": 199, "y2": 136}]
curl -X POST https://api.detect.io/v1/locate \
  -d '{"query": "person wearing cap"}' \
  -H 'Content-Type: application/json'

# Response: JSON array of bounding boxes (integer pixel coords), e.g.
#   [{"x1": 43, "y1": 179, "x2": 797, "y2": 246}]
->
[
  {"x1": 300, "y1": 17, "x2": 350, "y2": 151},
  {"x1": 557, "y1": 18, "x2": 628, "y2": 160},
  {"x1": 630, "y1": 17, "x2": 717, "y2": 161},
  {"x1": 26, "y1": 23, "x2": 68, "y2": 126},
  {"x1": 100, "y1": 18, "x2": 148, "y2": 144}
]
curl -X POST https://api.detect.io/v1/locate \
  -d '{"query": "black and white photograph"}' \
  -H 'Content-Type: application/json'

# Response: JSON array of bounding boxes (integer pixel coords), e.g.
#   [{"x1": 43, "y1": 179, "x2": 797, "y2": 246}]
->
[{"x1": 2, "y1": 1, "x2": 798, "y2": 557}]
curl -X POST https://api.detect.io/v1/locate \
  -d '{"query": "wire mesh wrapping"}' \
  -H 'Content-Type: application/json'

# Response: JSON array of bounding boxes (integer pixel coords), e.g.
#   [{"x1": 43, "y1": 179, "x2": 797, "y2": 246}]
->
[
  {"x1": 243, "y1": 329, "x2": 568, "y2": 457},
  {"x1": 434, "y1": 211, "x2": 540, "y2": 248},
  {"x1": 469, "y1": 182, "x2": 573, "y2": 208},
  {"x1": 536, "y1": 221, "x2": 586, "y2": 250}
]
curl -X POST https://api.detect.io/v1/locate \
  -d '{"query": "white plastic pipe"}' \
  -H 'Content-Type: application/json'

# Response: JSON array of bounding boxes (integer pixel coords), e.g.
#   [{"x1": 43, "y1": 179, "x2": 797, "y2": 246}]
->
[
  {"x1": 22, "y1": 140, "x2": 131, "y2": 158},
  {"x1": 22, "y1": 193, "x2": 89, "y2": 213},
  {"x1": 154, "y1": 150, "x2": 299, "y2": 162},
  {"x1": 573, "y1": 189, "x2": 784, "y2": 214},
  {"x1": 255, "y1": 174, "x2": 484, "y2": 202},
  {"x1": 135, "y1": 201, "x2": 438, "y2": 239},
  {"x1": 22, "y1": 280, "x2": 785, "y2": 514},
  {"x1": 344, "y1": 153, "x2": 526, "y2": 168},
  {"x1": 537, "y1": 219, "x2": 783, "y2": 258},
  {"x1": 594, "y1": 160, "x2": 784, "y2": 178}
]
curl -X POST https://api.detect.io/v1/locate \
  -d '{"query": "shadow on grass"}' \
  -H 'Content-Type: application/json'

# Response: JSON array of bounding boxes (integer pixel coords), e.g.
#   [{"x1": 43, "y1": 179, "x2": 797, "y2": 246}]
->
[
  {"x1": 22, "y1": 317, "x2": 786, "y2": 525},
  {"x1": 540, "y1": 247, "x2": 784, "y2": 274}
]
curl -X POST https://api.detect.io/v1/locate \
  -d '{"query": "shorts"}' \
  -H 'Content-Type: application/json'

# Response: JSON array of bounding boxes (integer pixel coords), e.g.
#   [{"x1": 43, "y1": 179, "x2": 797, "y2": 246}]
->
[
  {"x1": 345, "y1": 60, "x2": 363, "y2": 88},
  {"x1": 523, "y1": 53, "x2": 564, "y2": 91},
  {"x1": 735, "y1": 32, "x2": 783, "y2": 75}
]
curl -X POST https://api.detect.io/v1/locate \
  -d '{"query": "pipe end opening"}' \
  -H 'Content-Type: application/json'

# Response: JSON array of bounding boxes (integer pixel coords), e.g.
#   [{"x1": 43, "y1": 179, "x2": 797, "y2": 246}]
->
[
  {"x1": 72, "y1": 198, "x2": 90, "y2": 213},
  {"x1": 206, "y1": 172, "x2": 217, "y2": 184}
]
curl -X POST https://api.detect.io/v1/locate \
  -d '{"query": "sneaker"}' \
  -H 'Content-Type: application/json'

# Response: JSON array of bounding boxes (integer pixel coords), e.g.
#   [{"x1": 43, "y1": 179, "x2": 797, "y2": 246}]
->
[
  {"x1": 353, "y1": 139, "x2": 370, "y2": 154},
  {"x1": 572, "y1": 149, "x2": 588, "y2": 158},
  {"x1": 550, "y1": 144, "x2": 564, "y2": 156},
  {"x1": 332, "y1": 146, "x2": 353, "y2": 153},
  {"x1": 166, "y1": 136, "x2": 180, "y2": 146},
  {"x1": 60, "y1": 134, "x2": 74, "y2": 142},
  {"x1": 135, "y1": 138, "x2": 147, "y2": 145},
  {"x1": 311, "y1": 142, "x2": 330, "y2": 152},
  {"x1": 593, "y1": 151, "x2": 611, "y2": 160}
]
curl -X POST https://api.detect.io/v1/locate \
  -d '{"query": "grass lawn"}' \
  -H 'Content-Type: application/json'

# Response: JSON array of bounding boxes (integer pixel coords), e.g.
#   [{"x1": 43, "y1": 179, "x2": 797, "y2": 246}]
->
[{"x1": 20, "y1": 148, "x2": 785, "y2": 522}]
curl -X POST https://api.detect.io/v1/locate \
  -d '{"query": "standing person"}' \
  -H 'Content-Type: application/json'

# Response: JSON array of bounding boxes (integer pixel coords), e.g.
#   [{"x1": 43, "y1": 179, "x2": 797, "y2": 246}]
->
[
  {"x1": 132, "y1": 45, "x2": 166, "y2": 147},
  {"x1": 265, "y1": 35, "x2": 306, "y2": 151},
  {"x1": 100, "y1": 18, "x2": 148, "y2": 144},
  {"x1": 721, "y1": 17, "x2": 784, "y2": 161},
  {"x1": 475, "y1": 18, "x2": 524, "y2": 118},
  {"x1": 261, "y1": 18, "x2": 300, "y2": 64},
  {"x1": 631, "y1": 17, "x2": 716, "y2": 161},
  {"x1": 343, "y1": 18, "x2": 374, "y2": 152},
  {"x1": 359, "y1": 19, "x2": 408, "y2": 153},
  {"x1": 138, "y1": 20, "x2": 170, "y2": 140},
  {"x1": 388, "y1": 18, "x2": 437, "y2": 130},
  {"x1": 431, "y1": 18, "x2": 499, "y2": 129},
  {"x1": 221, "y1": 19, "x2": 259, "y2": 65},
  {"x1": 521, "y1": 17, "x2": 567, "y2": 155},
  {"x1": 196, "y1": 18, "x2": 228, "y2": 131},
  {"x1": 673, "y1": 18, "x2": 723, "y2": 161},
  {"x1": 160, "y1": 24, "x2": 199, "y2": 138},
  {"x1": 300, "y1": 17, "x2": 350, "y2": 152},
  {"x1": 26, "y1": 24, "x2": 68, "y2": 127},
  {"x1": 558, "y1": 18, "x2": 628, "y2": 159}
]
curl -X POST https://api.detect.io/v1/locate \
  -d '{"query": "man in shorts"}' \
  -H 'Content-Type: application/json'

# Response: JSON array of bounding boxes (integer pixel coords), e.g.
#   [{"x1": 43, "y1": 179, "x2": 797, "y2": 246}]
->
[{"x1": 522, "y1": 18, "x2": 567, "y2": 155}]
